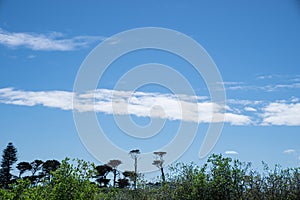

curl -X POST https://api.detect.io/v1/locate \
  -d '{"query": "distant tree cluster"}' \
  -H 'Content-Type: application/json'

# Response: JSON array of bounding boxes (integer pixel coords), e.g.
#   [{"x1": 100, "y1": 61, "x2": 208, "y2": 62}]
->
[
  {"x1": 1, "y1": 142, "x2": 300, "y2": 200},
  {"x1": 0, "y1": 143, "x2": 166, "y2": 191},
  {"x1": 0, "y1": 142, "x2": 61, "y2": 189},
  {"x1": 94, "y1": 149, "x2": 167, "y2": 189}
]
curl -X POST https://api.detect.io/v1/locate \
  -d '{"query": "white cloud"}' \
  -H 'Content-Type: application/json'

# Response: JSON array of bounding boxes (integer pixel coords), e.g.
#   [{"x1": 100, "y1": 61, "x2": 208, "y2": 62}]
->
[
  {"x1": 0, "y1": 28, "x2": 105, "y2": 51},
  {"x1": 0, "y1": 87, "x2": 252, "y2": 126},
  {"x1": 2, "y1": 87, "x2": 300, "y2": 126},
  {"x1": 283, "y1": 149, "x2": 296, "y2": 154},
  {"x1": 261, "y1": 102, "x2": 300, "y2": 126},
  {"x1": 274, "y1": 83, "x2": 300, "y2": 90},
  {"x1": 227, "y1": 99, "x2": 262, "y2": 106},
  {"x1": 217, "y1": 81, "x2": 249, "y2": 91},
  {"x1": 224, "y1": 74, "x2": 300, "y2": 92},
  {"x1": 75, "y1": 89, "x2": 251, "y2": 125},
  {"x1": 217, "y1": 81, "x2": 244, "y2": 86},
  {"x1": 291, "y1": 97, "x2": 299, "y2": 103},
  {"x1": 244, "y1": 107, "x2": 257, "y2": 112},
  {"x1": 223, "y1": 113, "x2": 252, "y2": 125},
  {"x1": 226, "y1": 83, "x2": 300, "y2": 92},
  {"x1": 227, "y1": 86, "x2": 245, "y2": 90},
  {"x1": 0, "y1": 87, "x2": 73, "y2": 110},
  {"x1": 257, "y1": 75, "x2": 273, "y2": 80},
  {"x1": 260, "y1": 83, "x2": 300, "y2": 92},
  {"x1": 225, "y1": 150, "x2": 238, "y2": 155}
]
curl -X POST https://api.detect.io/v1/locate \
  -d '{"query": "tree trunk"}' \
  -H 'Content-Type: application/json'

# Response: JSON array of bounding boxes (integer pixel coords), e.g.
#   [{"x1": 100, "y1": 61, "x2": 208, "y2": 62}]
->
[
  {"x1": 113, "y1": 169, "x2": 117, "y2": 187},
  {"x1": 161, "y1": 167, "x2": 165, "y2": 183},
  {"x1": 134, "y1": 157, "x2": 137, "y2": 189}
]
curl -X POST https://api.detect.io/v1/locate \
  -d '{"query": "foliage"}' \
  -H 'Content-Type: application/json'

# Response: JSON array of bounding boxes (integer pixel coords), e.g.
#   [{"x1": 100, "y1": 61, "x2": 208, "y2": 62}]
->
[
  {"x1": 1, "y1": 146, "x2": 300, "y2": 200},
  {"x1": 161, "y1": 154, "x2": 300, "y2": 200},
  {"x1": 0, "y1": 158, "x2": 99, "y2": 200},
  {"x1": 41, "y1": 160, "x2": 61, "y2": 178},
  {"x1": 41, "y1": 158, "x2": 98, "y2": 200}
]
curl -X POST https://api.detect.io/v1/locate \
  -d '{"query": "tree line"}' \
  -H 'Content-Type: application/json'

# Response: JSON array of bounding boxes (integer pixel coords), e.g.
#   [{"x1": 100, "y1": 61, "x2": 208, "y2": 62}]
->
[
  {"x1": 0, "y1": 143, "x2": 166, "y2": 191},
  {"x1": 1, "y1": 142, "x2": 300, "y2": 200}
]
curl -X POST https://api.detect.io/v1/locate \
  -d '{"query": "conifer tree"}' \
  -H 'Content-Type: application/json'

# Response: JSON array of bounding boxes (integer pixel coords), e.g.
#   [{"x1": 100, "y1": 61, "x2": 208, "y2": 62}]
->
[{"x1": 0, "y1": 142, "x2": 17, "y2": 188}]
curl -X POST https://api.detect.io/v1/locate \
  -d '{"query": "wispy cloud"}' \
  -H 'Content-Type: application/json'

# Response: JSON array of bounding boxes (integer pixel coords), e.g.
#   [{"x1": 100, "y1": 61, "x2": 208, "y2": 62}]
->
[
  {"x1": 226, "y1": 86, "x2": 247, "y2": 90},
  {"x1": 1, "y1": 87, "x2": 300, "y2": 126},
  {"x1": 273, "y1": 83, "x2": 300, "y2": 90},
  {"x1": 217, "y1": 81, "x2": 248, "y2": 91},
  {"x1": 283, "y1": 149, "x2": 296, "y2": 154},
  {"x1": 223, "y1": 75, "x2": 300, "y2": 92},
  {"x1": 0, "y1": 87, "x2": 251, "y2": 126},
  {"x1": 256, "y1": 75, "x2": 273, "y2": 80},
  {"x1": 226, "y1": 83, "x2": 300, "y2": 92},
  {"x1": 227, "y1": 99, "x2": 262, "y2": 106},
  {"x1": 225, "y1": 150, "x2": 238, "y2": 155},
  {"x1": 244, "y1": 107, "x2": 257, "y2": 112},
  {"x1": 0, "y1": 28, "x2": 105, "y2": 51},
  {"x1": 217, "y1": 81, "x2": 244, "y2": 86}
]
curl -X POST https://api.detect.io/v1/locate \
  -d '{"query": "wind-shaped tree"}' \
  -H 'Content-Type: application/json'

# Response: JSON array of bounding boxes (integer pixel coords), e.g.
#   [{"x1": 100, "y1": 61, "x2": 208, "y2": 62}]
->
[
  {"x1": 29, "y1": 159, "x2": 44, "y2": 185},
  {"x1": 107, "y1": 159, "x2": 122, "y2": 187},
  {"x1": 30, "y1": 159, "x2": 44, "y2": 176},
  {"x1": 152, "y1": 151, "x2": 167, "y2": 183},
  {"x1": 94, "y1": 164, "x2": 112, "y2": 187},
  {"x1": 16, "y1": 162, "x2": 32, "y2": 178},
  {"x1": 129, "y1": 149, "x2": 140, "y2": 190}
]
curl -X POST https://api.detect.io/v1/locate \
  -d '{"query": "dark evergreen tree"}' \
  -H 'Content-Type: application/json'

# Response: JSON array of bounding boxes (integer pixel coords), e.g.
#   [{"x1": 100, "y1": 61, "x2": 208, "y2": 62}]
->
[{"x1": 0, "y1": 142, "x2": 17, "y2": 188}]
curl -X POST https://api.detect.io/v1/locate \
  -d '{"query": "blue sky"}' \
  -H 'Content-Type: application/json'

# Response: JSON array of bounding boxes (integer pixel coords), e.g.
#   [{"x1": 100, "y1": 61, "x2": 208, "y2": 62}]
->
[{"x1": 0, "y1": 0, "x2": 300, "y2": 174}]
